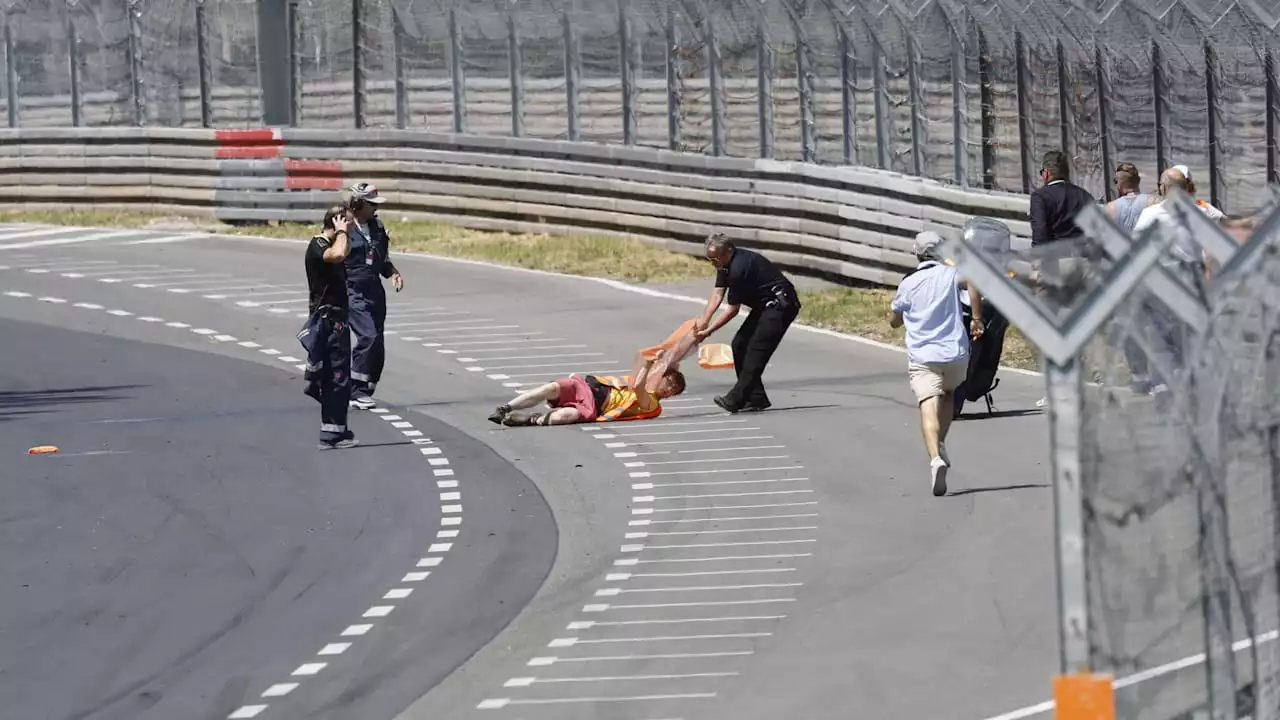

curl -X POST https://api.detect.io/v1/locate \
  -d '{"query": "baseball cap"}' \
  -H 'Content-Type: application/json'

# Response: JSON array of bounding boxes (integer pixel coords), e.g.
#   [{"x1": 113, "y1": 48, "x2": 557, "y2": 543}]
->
[
  {"x1": 913, "y1": 230, "x2": 944, "y2": 258},
  {"x1": 349, "y1": 181, "x2": 386, "y2": 204},
  {"x1": 1172, "y1": 164, "x2": 1192, "y2": 182}
]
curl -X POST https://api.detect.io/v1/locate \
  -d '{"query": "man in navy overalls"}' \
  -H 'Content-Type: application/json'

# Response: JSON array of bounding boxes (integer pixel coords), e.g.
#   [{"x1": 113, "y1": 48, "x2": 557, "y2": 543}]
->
[{"x1": 344, "y1": 182, "x2": 404, "y2": 410}]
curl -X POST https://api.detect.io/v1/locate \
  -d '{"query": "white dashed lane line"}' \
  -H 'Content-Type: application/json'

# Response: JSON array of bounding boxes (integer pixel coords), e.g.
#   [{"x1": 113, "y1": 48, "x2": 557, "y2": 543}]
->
[
  {"x1": 0, "y1": 289, "x2": 464, "y2": 720},
  {"x1": 7, "y1": 250, "x2": 815, "y2": 717}
]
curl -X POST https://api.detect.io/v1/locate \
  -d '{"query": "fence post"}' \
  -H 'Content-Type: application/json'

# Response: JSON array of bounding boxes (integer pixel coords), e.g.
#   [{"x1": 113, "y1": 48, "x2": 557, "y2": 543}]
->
[
  {"x1": 978, "y1": 26, "x2": 995, "y2": 189},
  {"x1": 195, "y1": 0, "x2": 213, "y2": 126},
  {"x1": 665, "y1": 8, "x2": 681, "y2": 151},
  {"x1": 1014, "y1": 31, "x2": 1032, "y2": 193},
  {"x1": 563, "y1": 10, "x2": 580, "y2": 142},
  {"x1": 67, "y1": 9, "x2": 82, "y2": 127},
  {"x1": 757, "y1": 22, "x2": 774, "y2": 159},
  {"x1": 1198, "y1": 455, "x2": 1241, "y2": 720},
  {"x1": 949, "y1": 17, "x2": 967, "y2": 185},
  {"x1": 706, "y1": 18, "x2": 726, "y2": 156},
  {"x1": 1056, "y1": 40, "x2": 1072, "y2": 169},
  {"x1": 1204, "y1": 41, "x2": 1224, "y2": 213},
  {"x1": 392, "y1": 6, "x2": 408, "y2": 129},
  {"x1": 1152, "y1": 39, "x2": 1168, "y2": 175},
  {"x1": 351, "y1": 0, "x2": 365, "y2": 129},
  {"x1": 1267, "y1": 50, "x2": 1278, "y2": 187},
  {"x1": 1046, "y1": 360, "x2": 1092, "y2": 673},
  {"x1": 870, "y1": 25, "x2": 890, "y2": 170},
  {"x1": 3, "y1": 14, "x2": 14, "y2": 129},
  {"x1": 838, "y1": 24, "x2": 856, "y2": 166},
  {"x1": 508, "y1": 13, "x2": 523, "y2": 138},
  {"x1": 619, "y1": 0, "x2": 636, "y2": 145},
  {"x1": 905, "y1": 19, "x2": 923, "y2": 177},
  {"x1": 1096, "y1": 43, "x2": 1113, "y2": 201},
  {"x1": 286, "y1": 0, "x2": 300, "y2": 126},
  {"x1": 450, "y1": 8, "x2": 466, "y2": 134},
  {"x1": 127, "y1": 0, "x2": 145, "y2": 126},
  {"x1": 794, "y1": 28, "x2": 813, "y2": 163}
]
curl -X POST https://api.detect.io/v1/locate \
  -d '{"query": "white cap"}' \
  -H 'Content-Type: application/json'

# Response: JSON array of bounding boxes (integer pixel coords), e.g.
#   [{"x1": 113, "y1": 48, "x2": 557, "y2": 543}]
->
[
  {"x1": 1172, "y1": 164, "x2": 1192, "y2": 182},
  {"x1": 913, "y1": 231, "x2": 944, "y2": 258},
  {"x1": 349, "y1": 181, "x2": 386, "y2": 204}
]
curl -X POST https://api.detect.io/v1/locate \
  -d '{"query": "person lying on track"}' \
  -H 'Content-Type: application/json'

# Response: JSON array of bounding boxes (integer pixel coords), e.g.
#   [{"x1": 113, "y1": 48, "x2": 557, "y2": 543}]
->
[{"x1": 488, "y1": 352, "x2": 687, "y2": 427}]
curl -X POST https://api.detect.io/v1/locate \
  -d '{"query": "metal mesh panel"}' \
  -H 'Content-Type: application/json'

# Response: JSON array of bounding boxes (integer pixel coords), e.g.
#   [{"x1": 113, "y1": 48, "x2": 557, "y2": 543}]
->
[
  {"x1": 2, "y1": 1, "x2": 1279, "y2": 207},
  {"x1": 948, "y1": 201, "x2": 1280, "y2": 719},
  {"x1": 296, "y1": 0, "x2": 354, "y2": 128},
  {"x1": 69, "y1": 0, "x2": 133, "y2": 127}
]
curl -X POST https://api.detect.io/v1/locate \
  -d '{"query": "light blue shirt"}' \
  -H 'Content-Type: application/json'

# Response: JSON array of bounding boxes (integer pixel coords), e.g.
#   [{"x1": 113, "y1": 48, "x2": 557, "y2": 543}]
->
[{"x1": 892, "y1": 261, "x2": 970, "y2": 365}]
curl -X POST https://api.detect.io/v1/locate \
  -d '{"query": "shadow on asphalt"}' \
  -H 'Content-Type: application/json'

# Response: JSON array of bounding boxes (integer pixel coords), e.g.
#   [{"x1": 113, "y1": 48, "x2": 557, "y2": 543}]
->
[
  {"x1": 0, "y1": 385, "x2": 145, "y2": 422},
  {"x1": 955, "y1": 408, "x2": 1044, "y2": 421},
  {"x1": 677, "y1": 404, "x2": 845, "y2": 420},
  {"x1": 948, "y1": 483, "x2": 1050, "y2": 497},
  {"x1": 347, "y1": 439, "x2": 418, "y2": 449}
]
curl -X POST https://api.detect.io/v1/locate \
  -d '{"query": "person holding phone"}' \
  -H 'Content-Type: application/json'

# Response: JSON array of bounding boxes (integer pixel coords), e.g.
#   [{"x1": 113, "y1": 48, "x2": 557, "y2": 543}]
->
[
  {"x1": 300, "y1": 204, "x2": 359, "y2": 449},
  {"x1": 343, "y1": 182, "x2": 404, "y2": 410}
]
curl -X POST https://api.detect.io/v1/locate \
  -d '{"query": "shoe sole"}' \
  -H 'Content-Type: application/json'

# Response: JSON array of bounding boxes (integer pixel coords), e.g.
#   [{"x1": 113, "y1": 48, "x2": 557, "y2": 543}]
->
[
  {"x1": 931, "y1": 464, "x2": 948, "y2": 497},
  {"x1": 318, "y1": 440, "x2": 360, "y2": 450}
]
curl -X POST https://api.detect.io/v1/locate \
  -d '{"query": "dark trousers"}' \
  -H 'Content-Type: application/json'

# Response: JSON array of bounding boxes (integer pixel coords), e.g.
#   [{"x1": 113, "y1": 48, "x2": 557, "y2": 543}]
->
[
  {"x1": 348, "y1": 282, "x2": 386, "y2": 397},
  {"x1": 301, "y1": 308, "x2": 352, "y2": 442},
  {"x1": 724, "y1": 304, "x2": 798, "y2": 408},
  {"x1": 1128, "y1": 299, "x2": 1184, "y2": 390}
]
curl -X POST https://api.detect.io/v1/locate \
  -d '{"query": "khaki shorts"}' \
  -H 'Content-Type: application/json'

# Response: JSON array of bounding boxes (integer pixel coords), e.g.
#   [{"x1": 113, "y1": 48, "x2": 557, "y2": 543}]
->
[{"x1": 908, "y1": 360, "x2": 968, "y2": 403}]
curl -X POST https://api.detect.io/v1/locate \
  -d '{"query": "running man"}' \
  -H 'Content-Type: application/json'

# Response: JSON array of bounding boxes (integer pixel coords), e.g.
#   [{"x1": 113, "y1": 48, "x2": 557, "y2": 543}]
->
[{"x1": 488, "y1": 353, "x2": 687, "y2": 427}]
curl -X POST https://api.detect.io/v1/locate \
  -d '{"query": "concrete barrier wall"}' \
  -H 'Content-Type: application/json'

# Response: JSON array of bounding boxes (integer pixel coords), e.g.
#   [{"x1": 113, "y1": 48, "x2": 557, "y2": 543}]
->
[{"x1": 0, "y1": 127, "x2": 1031, "y2": 287}]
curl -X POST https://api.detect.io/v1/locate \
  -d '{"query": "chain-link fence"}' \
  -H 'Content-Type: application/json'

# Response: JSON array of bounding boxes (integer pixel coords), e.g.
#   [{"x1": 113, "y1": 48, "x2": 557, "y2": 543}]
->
[
  {"x1": 947, "y1": 197, "x2": 1280, "y2": 719},
  {"x1": 3, "y1": 1, "x2": 1278, "y2": 210}
]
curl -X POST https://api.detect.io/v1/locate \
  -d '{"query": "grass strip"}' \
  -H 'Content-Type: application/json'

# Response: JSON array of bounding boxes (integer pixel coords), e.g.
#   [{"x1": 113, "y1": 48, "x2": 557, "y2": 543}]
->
[{"x1": 1, "y1": 208, "x2": 1042, "y2": 371}]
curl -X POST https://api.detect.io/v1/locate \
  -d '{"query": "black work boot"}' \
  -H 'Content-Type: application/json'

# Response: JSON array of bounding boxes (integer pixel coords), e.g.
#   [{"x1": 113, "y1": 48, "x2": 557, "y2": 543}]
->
[
  {"x1": 488, "y1": 404, "x2": 512, "y2": 425},
  {"x1": 502, "y1": 411, "x2": 545, "y2": 427}
]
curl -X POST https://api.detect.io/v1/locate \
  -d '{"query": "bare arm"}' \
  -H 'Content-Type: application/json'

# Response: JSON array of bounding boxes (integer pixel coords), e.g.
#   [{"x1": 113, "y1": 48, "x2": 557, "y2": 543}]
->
[
  {"x1": 698, "y1": 287, "x2": 726, "y2": 330},
  {"x1": 630, "y1": 352, "x2": 662, "y2": 407},
  {"x1": 322, "y1": 228, "x2": 351, "y2": 263},
  {"x1": 699, "y1": 303, "x2": 741, "y2": 340},
  {"x1": 966, "y1": 282, "x2": 985, "y2": 340},
  {"x1": 888, "y1": 311, "x2": 903, "y2": 329}
]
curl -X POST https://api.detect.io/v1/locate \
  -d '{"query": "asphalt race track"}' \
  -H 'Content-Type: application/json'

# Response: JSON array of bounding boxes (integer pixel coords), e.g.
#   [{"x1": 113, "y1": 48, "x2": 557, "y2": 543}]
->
[
  {"x1": 0, "y1": 221, "x2": 1090, "y2": 720},
  {"x1": 0, "y1": 313, "x2": 553, "y2": 719}
]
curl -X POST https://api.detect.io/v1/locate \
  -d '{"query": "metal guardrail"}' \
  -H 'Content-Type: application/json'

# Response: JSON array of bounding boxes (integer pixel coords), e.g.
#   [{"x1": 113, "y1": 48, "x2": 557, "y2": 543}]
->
[{"x1": 0, "y1": 127, "x2": 1031, "y2": 287}]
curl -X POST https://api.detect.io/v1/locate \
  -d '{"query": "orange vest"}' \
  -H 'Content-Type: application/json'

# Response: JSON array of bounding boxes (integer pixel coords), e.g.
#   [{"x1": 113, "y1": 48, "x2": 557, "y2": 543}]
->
[{"x1": 590, "y1": 375, "x2": 664, "y2": 422}]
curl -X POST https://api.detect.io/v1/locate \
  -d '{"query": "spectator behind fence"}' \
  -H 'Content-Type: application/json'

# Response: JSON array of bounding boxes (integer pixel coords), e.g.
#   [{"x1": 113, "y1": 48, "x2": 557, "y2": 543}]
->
[
  {"x1": 1106, "y1": 162, "x2": 1156, "y2": 393},
  {"x1": 1029, "y1": 150, "x2": 1096, "y2": 248},
  {"x1": 1106, "y1": 163, "x2": 1148, "y2": 233},
  {"x1": 1029, "y1": 150, "x2": 1097, "y2": 408},
  {"x1": 889, "y1": 232, "x2": 984, "y2": 497},
  {"x1": 1164, "y1": 164, "x2": 1258, "y2": 241}
]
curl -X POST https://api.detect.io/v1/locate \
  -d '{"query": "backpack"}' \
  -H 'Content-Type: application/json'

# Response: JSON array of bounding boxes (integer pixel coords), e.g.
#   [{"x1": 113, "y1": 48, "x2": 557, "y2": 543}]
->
[{"x1": 953, "y1": 297, "x2": 1009, "y2": 418}]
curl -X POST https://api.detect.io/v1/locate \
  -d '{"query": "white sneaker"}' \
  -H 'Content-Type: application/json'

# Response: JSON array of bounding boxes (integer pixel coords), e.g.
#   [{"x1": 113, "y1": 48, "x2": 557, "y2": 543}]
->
[
  {"x1": 349, "y1": 395, "x2": 377, "y2": 410},
  {"x1": 938, "y1": 441, "x2": 950, "y2": 467},
  {"x1": 1035, "y1": 396, "x2": 1048, "y2": 409},
  {"x1": 930, "y1": 456, "x2": 949, "y2": 497}
]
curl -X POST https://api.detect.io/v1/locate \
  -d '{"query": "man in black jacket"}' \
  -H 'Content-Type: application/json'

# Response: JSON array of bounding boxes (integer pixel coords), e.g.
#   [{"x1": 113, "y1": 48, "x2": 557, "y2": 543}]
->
[
  {"x1": 1029, "y1": 150, "x2": 1095, "y2": 248},
  {"x1": 1028, "y1": 149, "x2": 1096, "y2": 409}
]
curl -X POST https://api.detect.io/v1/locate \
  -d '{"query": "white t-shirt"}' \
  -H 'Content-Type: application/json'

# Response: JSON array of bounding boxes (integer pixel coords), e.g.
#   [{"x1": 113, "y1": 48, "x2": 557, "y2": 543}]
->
[
  {"x1": 1133, "y1": 199, "x2": 1223, "y2": 233},
  {"x1": 1133, "y1": 200, "x2": 1223, "y2": 265}
]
